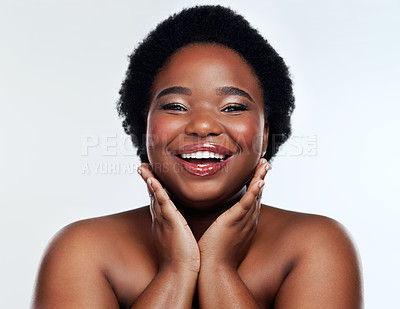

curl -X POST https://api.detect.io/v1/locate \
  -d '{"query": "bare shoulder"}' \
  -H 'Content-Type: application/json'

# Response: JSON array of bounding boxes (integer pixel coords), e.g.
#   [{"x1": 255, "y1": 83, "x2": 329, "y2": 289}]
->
[
  {"x1": 32, "y1": 206, "x2": 152, "y2": 309},
  {"x1": 259, "y1": 205, "x2": 363, "y2": 308},
  {"x1": 40, "y1": 206, "x2": 152, "y2": 262},
  {"x1": 260, "y1": 205, "x2": 360, "y2": 261}
]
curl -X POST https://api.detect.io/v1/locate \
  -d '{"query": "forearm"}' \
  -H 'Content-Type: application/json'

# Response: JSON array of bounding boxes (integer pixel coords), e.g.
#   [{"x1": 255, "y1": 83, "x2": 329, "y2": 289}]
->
[
  {"x1": 198, "y1": 263, "x2": 261, "y2": 309},
  {"x1": 131, "y1": 268, "x2": 198, "y2": 309}
]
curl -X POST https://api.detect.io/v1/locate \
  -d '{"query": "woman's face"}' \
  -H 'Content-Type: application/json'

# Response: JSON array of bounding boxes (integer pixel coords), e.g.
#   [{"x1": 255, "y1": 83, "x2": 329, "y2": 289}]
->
[{"x1": 146, "y1": 44, "x2": 267, "y2": 211}]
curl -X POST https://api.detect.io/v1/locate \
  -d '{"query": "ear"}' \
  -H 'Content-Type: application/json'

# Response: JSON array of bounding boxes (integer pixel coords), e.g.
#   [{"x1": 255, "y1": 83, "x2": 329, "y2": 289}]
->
[{"x1": 261, "y1": 122, "x2": 269, "y2": 157}]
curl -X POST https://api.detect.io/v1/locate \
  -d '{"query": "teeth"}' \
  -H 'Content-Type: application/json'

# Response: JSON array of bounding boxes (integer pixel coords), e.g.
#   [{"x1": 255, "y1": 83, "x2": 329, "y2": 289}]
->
[{"x1": 181, "y1": 151, "x2": 226, "y2": 160}]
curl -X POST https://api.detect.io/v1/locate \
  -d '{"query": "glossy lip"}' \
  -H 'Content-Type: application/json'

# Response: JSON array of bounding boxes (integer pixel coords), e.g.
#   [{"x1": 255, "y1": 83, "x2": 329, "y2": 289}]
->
[
  {"x1": 171, "y1": 142, "x2": 235, "y2": 177},
  {"x1": 174, "y1": 154, "x2": 233, "y2": 177},
  {"x1": 173, "y1": 142, "x2": 234, "y2": 155}
]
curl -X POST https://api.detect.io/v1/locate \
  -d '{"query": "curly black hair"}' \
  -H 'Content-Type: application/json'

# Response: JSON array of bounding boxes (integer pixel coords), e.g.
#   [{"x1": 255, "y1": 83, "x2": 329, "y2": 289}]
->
[{"x1": 117, "y1": 5, "x2": 295, "y2": 163}]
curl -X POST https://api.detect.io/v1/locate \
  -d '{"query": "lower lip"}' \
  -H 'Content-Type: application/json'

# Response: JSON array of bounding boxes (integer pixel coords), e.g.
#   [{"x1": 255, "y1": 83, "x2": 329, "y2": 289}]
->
[{"x1": 174, "y1": 155, "x2": 232, "y2": 177}]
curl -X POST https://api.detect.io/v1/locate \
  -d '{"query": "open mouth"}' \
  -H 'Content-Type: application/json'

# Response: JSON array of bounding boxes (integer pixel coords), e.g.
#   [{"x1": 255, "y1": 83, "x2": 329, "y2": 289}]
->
[
  {"x1": 173, "y1": 143, "x2": 234, "y2": 176},
  {"x1": 177, "y1": 151, "x2": 230, "y2": 165}
]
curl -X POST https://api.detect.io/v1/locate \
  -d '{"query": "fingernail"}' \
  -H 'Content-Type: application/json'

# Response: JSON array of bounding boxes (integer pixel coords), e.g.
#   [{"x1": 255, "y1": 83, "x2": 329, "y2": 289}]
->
[
  {"x1": 266, "y1": 163, "x2": 271, "y2": 171},
  {"x1": 258, "y1": 180, "x2": 265, "y2": 188},
  {"x1": 137, "y1": 167, "x2": 142, "y2": 175},
  {"x1": 259, "y1": 158, "x2": 267, "y2": 165},
  {"x1": 147, "y1": 178, "x2": 152, "y2": 187}
]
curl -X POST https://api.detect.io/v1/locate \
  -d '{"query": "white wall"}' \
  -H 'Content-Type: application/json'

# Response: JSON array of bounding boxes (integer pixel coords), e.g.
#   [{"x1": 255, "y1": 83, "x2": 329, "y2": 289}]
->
[{"x1": 1, "y1": 0, "x2": 399, "y2": 307}]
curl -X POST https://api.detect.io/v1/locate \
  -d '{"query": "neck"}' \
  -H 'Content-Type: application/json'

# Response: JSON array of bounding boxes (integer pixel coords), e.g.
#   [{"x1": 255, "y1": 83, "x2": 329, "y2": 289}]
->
[{"x1": 169, "y1": 186, "x2": 246, "y2": 241}]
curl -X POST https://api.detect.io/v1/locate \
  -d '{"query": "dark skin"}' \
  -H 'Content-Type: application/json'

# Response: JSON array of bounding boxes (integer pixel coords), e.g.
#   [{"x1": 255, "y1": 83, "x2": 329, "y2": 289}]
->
[{"x1": 32, "y1": 44, "x2": 362, "y2": 308}]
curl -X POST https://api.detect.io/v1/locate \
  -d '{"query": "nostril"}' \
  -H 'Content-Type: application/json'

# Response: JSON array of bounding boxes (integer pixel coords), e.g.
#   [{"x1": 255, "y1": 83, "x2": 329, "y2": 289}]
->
[
  {"x1": 184, "y1": 113, "x2": 223, "y2": 137},
  {"x1": 184, "y1": 121, "x2": 223, "y2": 137},
  {"x1": 186, "y1": 132, "x2": 222, "y2": 138}
]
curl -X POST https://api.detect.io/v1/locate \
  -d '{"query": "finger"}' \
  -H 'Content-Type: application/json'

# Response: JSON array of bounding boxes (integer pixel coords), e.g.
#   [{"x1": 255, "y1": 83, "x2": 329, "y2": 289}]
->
[
  {"x1": 228, "y1": 179, "x2": 265, "y2": 222},
  {"x1": 139, "y1": 165, "x2": 191, "y2": 227},
  {"x1": 138, "y1": 165, "x2": 156, "y2": 220},
  {"x1": 138, "y1": 165, "x2": 164, "y2": 219},
  {"x1": 147, "y1": 176, "x2": 187, "y2": 225},
  {"x1": 147, "y1": 178, "x2": 162, "y2": 218},
  {"x1": 241, "y1": 180, "x2": 264, "y2": 224},
  {"x1": 137, "y1": 163, "x2": 155, "y2": 183},
  {"x1": 137, "y1": 164, "x2": 162, "y2": 219},
  {"x1": 147, "y1": 177, "x2": 171, "y2": 208},
  {"x1": 242, "y1": 179, "x2": 264, "y2": 209},
  {"x1": 238, "y1": 186, "x2": 263, "y2": 238},
  {"x1": 137, "y1": 164, "x2": 156, "y2": 197},
  {"x1": 149, "y1": 196, "x2": 155, "y2": 219},
  {"x1": 247, "y1": 159, "x2": 271, "y2": 189},
  {"x1": 248, "y1": 158, "x2": 266, "y2": 185},
  {"x1": 248, "y1": 186, "x2": 263, "y2": 225}
]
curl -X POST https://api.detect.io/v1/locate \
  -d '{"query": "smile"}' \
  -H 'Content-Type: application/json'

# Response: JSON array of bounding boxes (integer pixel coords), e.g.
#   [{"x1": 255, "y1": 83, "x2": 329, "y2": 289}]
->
[{"x1": 172, "y1": 143, "x2": 234, "y2": 177}]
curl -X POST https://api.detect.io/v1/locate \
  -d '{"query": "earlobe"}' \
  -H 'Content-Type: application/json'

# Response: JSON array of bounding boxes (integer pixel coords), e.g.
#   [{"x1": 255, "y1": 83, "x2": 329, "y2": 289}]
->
[{"x1": 261, "y1": 123, "x2": 269, "y2": 157}]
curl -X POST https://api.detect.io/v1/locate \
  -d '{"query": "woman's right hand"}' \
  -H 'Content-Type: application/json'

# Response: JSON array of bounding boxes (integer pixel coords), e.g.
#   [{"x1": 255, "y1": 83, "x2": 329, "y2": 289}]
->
[{"x1": 138, "y1": 163, "x2": 200, "y2": 275}]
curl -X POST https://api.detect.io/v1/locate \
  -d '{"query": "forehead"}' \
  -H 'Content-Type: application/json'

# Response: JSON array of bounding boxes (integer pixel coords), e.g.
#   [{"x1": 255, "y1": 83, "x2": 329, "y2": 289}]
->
[{"x1": 151, "y1": 43, "x2": 263, "y2": 103}]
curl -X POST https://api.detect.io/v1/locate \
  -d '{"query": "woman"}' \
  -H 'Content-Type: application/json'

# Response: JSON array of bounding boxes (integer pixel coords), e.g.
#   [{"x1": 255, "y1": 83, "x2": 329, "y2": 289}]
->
[{"x1": 33, "y1": 5, "x2": 362, "y2": 308}]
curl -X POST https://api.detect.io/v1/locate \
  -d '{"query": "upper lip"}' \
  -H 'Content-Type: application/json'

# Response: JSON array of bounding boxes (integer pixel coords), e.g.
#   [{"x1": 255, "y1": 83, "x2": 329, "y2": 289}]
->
[{"x1": 172, "y1": 142, "x2": 234, "y2": 156}]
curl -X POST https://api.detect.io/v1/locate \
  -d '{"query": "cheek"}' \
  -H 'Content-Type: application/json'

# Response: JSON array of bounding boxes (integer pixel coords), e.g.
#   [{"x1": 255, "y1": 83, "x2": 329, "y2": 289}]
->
[
  {"x1": 227, "y1": 118, "x2": 265, "y2": 156},
  {"x1": 146, "y1": 120, "x2": 166, "y2": 149},
  {"x1": 146, "y1": 114, "x2": 182, "y2": 161}
]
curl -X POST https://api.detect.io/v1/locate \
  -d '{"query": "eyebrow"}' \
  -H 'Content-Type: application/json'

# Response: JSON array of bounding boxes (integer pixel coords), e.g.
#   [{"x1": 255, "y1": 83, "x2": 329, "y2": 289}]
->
[
  {"x1": 155, "y1": 86, "x2": 192, "y2": 100},
  {"x1": 155, "y1": 85, "x2": 255, "y2": 103},
  {"x1": 216, "y1": 86, "x2": 255, "y2": 103}
]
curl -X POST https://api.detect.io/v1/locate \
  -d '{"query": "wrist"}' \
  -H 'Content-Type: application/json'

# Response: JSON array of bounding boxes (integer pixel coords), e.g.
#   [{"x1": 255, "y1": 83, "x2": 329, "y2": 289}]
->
[
  {"x1": 159, "y1": 263, "x2": 200, "y2": 279},
  {"x1": 200, "y1": 249, "x2": 244, "y2": 271},
  {"x1": 200, "y1": 259, "x2": 237, "y2": 274},
  {"x1": 198, "y1": 262, "x2": 239, "y2": 291}
]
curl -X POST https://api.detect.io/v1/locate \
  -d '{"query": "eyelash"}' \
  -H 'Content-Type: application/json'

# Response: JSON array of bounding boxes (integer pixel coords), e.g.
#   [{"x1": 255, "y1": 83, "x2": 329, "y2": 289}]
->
[
  {"x1": 221, "y1": 103, "x2": 248, "y2": 112},
  {"x1": 161, "y1": 103, "x2": 187, "y2": 111},
  {"x1": 161, "y1": 102, "x2": 248, "y2": 112}
]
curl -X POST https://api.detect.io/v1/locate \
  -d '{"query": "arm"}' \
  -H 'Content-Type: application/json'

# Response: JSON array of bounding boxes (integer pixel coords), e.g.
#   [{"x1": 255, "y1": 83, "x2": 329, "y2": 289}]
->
[
  {"x1": 274, "y1": 217, "x2": 363, "y2": 309},
  {"x1": 32, "y1": 222, "x2": 197, "y2": 309},
  {"x1": 131, "y1": 268, "x2": 197, "y2": 309},
  {"x1": 33, "y1": 164, "x2": 200, "y2": 309},
  {"x1": 198, "y1": 263, "x2": 261, "y2": 309},
  {"x1": 133, "y1": 164, "x2": 200, "y2": 309},
  {"x1": 32, "y1": 223, "x2": 120, "y2": 309},
  {"x1": 197, "y1": 159, "x2": 270, "y2": 309}
]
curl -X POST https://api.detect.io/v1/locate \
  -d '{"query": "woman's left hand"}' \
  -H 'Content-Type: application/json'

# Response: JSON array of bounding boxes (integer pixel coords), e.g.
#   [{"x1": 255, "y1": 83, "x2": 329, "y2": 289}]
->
[{"x1": 198, "y1": 159, "x2": 270, "y2": 270}]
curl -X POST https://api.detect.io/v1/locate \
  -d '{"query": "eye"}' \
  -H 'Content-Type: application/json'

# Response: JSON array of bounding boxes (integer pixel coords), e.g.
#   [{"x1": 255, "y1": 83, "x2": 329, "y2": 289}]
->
[
  {"x1": 161, "y1": 103, "x2": 187, "y2": 111},
  {"x1": 221, "y1": 103, "x2": 248, "y2": 112}
]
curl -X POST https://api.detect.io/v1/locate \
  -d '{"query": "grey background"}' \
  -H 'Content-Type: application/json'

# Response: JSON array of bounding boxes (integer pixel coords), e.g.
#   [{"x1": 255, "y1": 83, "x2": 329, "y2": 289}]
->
[{"x1": 1, "y1": 0, "x2": 399, "y2": 307}]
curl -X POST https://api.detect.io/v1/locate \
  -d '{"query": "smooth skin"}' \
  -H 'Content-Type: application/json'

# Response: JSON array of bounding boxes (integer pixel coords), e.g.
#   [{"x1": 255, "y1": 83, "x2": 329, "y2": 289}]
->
[
  {"x1": 32, "y1": 44, "x2": 362, "y2": 308},
  {"x1": 136, "y1": 160, "x2": 267, "y2": 309}
]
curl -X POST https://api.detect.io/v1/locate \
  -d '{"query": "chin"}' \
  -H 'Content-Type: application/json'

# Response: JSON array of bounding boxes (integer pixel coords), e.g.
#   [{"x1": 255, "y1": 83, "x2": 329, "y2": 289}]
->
[
  {"x1": 164, "y1": 176, "x2": 247, "y2": 212},
  {"x1": 150, "y1": 151, "x2": 259, "y2": 211}
]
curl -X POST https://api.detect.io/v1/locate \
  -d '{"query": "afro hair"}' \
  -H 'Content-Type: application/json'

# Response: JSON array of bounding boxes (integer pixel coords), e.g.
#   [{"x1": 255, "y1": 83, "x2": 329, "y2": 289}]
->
[{"x1": 117, "y1": 5, "x2": 295, "y2": 163}]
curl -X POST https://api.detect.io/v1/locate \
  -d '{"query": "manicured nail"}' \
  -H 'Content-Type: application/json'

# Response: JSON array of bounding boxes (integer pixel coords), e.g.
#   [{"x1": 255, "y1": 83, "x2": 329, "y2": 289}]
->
[
  {"x1": 147, "y1": 178, "x2": 152, "y2": 187},
  {"x1": 266, "y1": 163, "x2": 271, "y2": 171},
  {"x1": 137, "y1": 167, "x2": 142, "y2": 175},
  {"x1": 258, "y1": 180, "x2": 265, "y2": 188},
  {"x1": 259, "y1": 158, "x2": 267, "y2": 165}
]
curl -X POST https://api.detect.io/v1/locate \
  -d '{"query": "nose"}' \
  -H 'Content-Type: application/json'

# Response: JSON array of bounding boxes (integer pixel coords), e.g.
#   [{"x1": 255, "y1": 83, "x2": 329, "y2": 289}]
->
[{"x1": 185, "y1": 110, "x2": 223, "y2": 137}]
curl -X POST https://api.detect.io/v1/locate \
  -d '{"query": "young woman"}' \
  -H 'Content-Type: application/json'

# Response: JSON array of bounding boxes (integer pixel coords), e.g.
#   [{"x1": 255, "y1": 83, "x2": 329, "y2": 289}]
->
[{"x1": 33, "y1": 6, "x2": 362, "y2": 309}]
